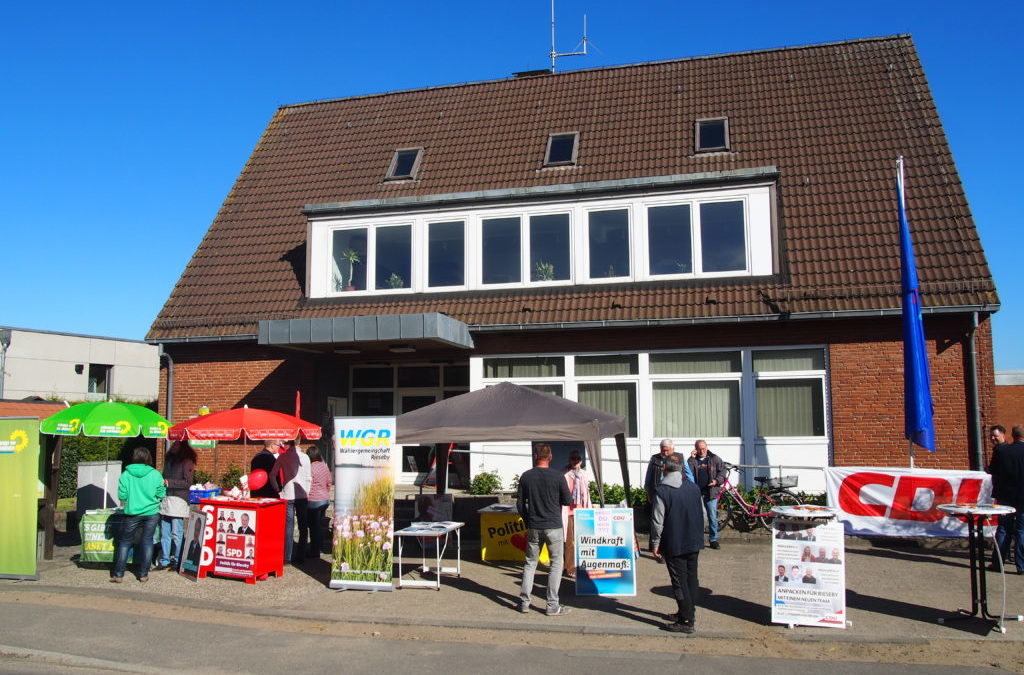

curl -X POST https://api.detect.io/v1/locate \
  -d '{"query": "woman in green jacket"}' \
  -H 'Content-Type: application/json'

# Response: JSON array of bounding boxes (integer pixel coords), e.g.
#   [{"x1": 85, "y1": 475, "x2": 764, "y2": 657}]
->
[{"x1": 111, "y1": 447, "x2": 166, "y2": 583}]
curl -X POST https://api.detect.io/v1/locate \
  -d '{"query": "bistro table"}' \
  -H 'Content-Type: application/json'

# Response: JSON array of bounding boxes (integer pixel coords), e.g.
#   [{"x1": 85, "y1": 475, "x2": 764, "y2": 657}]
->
[
  {"x1": 394, "y1": 521, "x2": 464, "y2": 590},
  {"x1": 935, "y1": 503, "x2": 1022, "y2": 633}
]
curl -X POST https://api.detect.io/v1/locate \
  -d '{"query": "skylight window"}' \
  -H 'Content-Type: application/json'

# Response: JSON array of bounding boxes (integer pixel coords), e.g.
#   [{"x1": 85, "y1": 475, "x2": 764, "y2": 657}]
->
[
  {"x1": 386, "y1": 148, "x2": 422, "y2": 180},
  {"x1": 695, "y1": 118, "x2": 729, "y2": 152},
  {"x1": 544, "y1": 132, "x2": 578, "y2": 167}
]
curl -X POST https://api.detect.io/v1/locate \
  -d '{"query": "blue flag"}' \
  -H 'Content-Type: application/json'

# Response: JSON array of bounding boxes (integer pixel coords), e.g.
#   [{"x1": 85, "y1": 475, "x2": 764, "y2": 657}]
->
[{"x1": 897, "y1": 157, "x2": 935, "y2": 451}]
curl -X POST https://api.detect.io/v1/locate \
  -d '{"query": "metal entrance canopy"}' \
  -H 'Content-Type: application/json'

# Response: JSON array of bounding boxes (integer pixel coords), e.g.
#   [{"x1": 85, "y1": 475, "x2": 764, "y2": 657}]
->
[{"x1": 258, "y1": 313, "x2": 474, "y2": 350}]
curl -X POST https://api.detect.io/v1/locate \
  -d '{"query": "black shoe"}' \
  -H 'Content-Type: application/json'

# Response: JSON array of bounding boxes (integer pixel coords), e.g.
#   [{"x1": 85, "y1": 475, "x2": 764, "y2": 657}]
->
[
  {"x1": 152, "y1": 564, "x2": 169, "y2": 571},
  {"x1": 709, "y1": 541, "x2": 720, "y2": 549},
  {"x1": 663, "y1": 621, "x2": 694, "y2": 634}
]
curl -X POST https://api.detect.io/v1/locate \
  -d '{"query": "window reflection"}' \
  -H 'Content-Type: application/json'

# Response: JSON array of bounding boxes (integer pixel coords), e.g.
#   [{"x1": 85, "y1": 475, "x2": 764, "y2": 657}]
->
[
  {"x1": 482, "y1": 217, "x2": 521, "y2": 284},
  {"x1": 529, "y1": 213, "x2": 570, "y2": 281},
  {"x1": 648, "y1": 205, "x2": 692, "y2": 275},
  {"x1": 700, "y1": 201, "x2": 745, "y2": 272},
  {"x1": 588, "y1": 209, "x2": 630, "y2": 279},
  {"x1": 375, "y1": 225, "x2": 411, "y2": 289},
  {"x1": 428, "y1": 221, "x2": 465, "y2": 287}
]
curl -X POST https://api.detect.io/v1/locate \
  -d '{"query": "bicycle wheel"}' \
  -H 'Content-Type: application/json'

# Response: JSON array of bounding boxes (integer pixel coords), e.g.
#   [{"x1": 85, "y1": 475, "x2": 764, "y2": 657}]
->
[
  {"x1": 756, "y1": 489, "x2": 801, "y2": 530},
  {"x1": 716, "y1": 493, "x2": 733, "y2": 531}
]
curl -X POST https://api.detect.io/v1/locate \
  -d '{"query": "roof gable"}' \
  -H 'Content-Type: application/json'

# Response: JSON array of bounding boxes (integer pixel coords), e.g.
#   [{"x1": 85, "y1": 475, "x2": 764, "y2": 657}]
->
[{"x1": 150, "y1": 35, "x2": 996, "y2": 340}]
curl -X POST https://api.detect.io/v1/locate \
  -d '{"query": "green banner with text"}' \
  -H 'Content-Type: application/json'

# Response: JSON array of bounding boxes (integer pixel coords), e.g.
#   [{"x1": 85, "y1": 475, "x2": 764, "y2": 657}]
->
[{"x1": 0, "y1": 417, "x2": 39, "y2": 578}]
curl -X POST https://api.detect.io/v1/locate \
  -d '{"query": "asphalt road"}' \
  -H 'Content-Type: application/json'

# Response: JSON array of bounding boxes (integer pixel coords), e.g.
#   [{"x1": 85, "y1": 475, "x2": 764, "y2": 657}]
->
[{"x1": 0, "y1": 600, "x2": 1015, "y2": 675}]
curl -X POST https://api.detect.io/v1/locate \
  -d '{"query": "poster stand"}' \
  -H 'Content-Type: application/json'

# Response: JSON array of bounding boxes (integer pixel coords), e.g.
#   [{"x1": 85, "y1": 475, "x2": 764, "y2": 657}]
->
[{"x1": 770, "y1": 506, "x2": 847, "y2": 629}]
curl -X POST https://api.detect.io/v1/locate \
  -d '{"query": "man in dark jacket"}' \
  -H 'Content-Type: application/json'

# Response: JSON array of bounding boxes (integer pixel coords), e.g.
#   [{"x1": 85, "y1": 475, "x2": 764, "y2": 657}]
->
[
  {"x1": 989, "y1": 424, "x2": 1024, "y2": 572},
  {"x1": 650, "y1": 457, "x2": 705, "y2": 634},
  {"x1": 687, "y1": 440, "x2": 727, "y2": 550},
  {"x1": 517, "y1": 442, "x2": 572, "y2": 616},
  {"x1": 250, "y1": 440, "x2": 280, "y2": 498}
]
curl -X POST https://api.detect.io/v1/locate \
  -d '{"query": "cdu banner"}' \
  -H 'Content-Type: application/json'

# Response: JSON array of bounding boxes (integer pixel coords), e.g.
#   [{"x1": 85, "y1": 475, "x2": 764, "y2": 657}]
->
[{"x1": 0, "y1": 417, "x2": 40, "y2": 579}]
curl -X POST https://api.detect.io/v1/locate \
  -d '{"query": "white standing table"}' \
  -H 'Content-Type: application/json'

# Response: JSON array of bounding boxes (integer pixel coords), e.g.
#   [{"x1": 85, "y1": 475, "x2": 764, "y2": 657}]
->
[{"x1": 394, "y1": 521, "x2": 464, "y2": 590}]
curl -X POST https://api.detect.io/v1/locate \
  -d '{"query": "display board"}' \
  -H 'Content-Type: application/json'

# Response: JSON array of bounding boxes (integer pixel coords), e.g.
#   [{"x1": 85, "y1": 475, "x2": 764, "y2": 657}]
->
[
  {"x1": 771, "y1": 519, "x2": 846, "y2": 628},
  {"x1": 477, "y1": 504, "x2": 550, "y2": 563},
  {"x1": 79, "y1": 509, "x2": 159, "y2": 564},
  {"x1": 0, "y1": 417, "x2": 39, "y2": 579},
  {"x1": 330, "y1": 416, "x2": 398, "y2": 591},
  {"x1": 573, "y1": 507, "x2": 636, "y2": 596},
  {"x1": 195, "y1": 498, "x2": 285, "y2": 583},
  {"x1": 178, "y1": 510, "x2": 208, "y2": 581}
]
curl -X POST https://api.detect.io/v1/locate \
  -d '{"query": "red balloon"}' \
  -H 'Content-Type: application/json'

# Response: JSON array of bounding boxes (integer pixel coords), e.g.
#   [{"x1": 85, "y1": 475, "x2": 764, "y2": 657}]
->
[{"x1": 248, "y1": 469, "x2": 268, "y2": 491}]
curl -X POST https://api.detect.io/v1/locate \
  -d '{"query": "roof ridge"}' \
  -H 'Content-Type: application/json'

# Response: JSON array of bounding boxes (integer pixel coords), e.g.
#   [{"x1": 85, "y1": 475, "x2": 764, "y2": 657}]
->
[{"x1": 280, "y1": 34, "x2": 912, "y2": 111}]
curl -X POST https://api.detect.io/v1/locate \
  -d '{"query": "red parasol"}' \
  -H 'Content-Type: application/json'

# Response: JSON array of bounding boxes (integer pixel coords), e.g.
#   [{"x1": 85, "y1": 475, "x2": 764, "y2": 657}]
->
[{"x1": 167, "y1": 405, "x2": 321, "y2": 442}]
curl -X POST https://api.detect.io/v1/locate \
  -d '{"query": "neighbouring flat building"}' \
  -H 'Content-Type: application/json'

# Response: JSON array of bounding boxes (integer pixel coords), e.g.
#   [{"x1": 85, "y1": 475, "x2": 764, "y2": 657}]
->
[
  {"x1": 0, "y1": 327, "x2": 158, "y2": 402},
  {"x1": 147, "y1": 36, "x2": 998, "y2": 491}
]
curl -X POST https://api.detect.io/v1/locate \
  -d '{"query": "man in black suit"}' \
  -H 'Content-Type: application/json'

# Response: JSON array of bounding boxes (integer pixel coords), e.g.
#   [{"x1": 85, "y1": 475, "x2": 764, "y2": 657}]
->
[
  {"x1": 236, "y1": 512, "x2": 255, "y2": 535},
  {"x1": 650, "y1": 457, "x2": 705, "y2": 634},
  {"x1": 990, "y1": 425, "x2": 1024, "y2": 573}
]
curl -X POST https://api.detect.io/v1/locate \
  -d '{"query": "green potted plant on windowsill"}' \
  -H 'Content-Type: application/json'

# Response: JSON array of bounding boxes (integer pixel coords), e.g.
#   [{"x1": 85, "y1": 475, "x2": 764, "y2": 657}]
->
[
  {"x1": 340, "y1": 249, "x2": 361, "y2": 290},
  {"x1": 385, "y1": 272, "x2": 405, "y2": 289},
  {"x1": 533, "y1": 260, "x2": 555, "y2": 281}
]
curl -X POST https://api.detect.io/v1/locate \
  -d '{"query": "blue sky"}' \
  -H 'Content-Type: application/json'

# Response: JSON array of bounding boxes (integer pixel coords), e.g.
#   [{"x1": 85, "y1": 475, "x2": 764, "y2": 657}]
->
[{"x1": 3, "y1": 1, "x2": 1022, "y2": 367}]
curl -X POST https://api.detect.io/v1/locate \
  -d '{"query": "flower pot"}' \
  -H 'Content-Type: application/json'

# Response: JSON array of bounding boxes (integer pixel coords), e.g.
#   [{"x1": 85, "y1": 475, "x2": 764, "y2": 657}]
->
[{"x1": 344, "y1": 285, "x2": 356, "y2": 291}]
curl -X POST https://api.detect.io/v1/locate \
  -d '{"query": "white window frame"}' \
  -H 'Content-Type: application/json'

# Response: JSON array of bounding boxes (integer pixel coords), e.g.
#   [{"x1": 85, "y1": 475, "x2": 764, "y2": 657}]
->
[{"x1": 307, "y1": 184, "x2": 773, "y2": 298}]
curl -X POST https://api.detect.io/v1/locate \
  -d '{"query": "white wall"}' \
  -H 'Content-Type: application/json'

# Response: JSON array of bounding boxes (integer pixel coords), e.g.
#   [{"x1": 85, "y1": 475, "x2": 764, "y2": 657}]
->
[{"x1": 1, "y1": 328, "x2": 158, "y2": 401}]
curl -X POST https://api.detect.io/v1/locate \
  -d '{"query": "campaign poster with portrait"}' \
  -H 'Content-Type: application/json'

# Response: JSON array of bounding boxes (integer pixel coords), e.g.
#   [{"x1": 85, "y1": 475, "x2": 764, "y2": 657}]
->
[
  {"x1": 771, "y1": 519, "x2": 846, "y2": 628},
  {"x1": 178, "y1": 510, "x2": 209, "y2": 581},
  {"x1": 573, "y1": 507, "x2": 636, "y2": 596},
  {"x1": 330, "y1": 416, "x2": 398, "y2": 591},
  {"x1": 212, "y1": 507, "x2": 257, "y2": 577}
]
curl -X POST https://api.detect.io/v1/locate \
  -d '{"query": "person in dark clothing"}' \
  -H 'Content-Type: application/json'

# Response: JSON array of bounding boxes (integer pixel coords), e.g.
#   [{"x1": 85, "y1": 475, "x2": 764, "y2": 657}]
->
[
  {"x1": 686, "y1": 439, "x2": 727, "y2": 549},
  {"x1": 650, "y1": 456, "x2": 705, "y2": 634},
  {"x1": 517, "y1": 442, "x2": 573, "y2": 616},
  {"x1": 250, "y1": 440, "x2": 280, "y2": 498},
  {"x1": 989, "y1": 424, "x2": 1024, "y2": 572}
]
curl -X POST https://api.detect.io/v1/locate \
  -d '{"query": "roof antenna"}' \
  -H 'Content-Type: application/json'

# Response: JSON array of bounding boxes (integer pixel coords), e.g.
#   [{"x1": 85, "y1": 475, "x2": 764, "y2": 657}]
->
[{"x1": 550, "y1": 0, "x2": 588, "y2": 72}]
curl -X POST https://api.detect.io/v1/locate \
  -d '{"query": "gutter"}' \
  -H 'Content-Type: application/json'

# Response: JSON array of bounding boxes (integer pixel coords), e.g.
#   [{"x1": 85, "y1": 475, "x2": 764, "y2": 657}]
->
[{"x1": 146, "y1": 304, "x2": 998, "y2": 343}]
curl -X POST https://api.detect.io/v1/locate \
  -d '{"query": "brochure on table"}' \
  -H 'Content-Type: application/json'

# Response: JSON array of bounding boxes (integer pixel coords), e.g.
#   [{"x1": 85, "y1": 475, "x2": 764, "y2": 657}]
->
[{"x1": 771, "y1": 518, "x2": 846, "y2": 628}]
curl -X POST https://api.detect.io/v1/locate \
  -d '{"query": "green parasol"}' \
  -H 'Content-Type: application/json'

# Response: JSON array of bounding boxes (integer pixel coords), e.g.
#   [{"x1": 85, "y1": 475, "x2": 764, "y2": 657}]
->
[
  {"x1": 40, "y1": 402, "x2": 169, "y2": 508},
  {"x1": 40, "y1": 401, "x2": 169, "y2": 438}
]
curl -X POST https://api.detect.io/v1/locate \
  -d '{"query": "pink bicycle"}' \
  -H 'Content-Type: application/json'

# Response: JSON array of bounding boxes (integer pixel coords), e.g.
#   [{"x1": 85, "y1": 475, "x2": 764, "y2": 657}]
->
[{"x1": 715, "y1": 462, "x2": 802, "y2": 530}]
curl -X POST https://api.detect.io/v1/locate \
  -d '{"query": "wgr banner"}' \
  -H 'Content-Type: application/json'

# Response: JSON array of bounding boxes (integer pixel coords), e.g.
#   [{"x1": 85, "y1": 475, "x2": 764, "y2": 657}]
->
[
  {"x1": 0, "y1": 417, "x2": 40, "y2": 579},
  {"x1": 330, "y1": 416, "x2": 397, "y2": 591}
]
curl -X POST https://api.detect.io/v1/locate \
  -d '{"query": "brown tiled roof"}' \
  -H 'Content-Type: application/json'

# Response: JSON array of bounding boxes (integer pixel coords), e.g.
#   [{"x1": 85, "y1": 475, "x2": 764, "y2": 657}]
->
[
  {"x1": 149, "y1": 35, "x2": 997, "y2": 340},
  {"x1": 0, "y1": 400, "x2": 65, "y2": 420}
]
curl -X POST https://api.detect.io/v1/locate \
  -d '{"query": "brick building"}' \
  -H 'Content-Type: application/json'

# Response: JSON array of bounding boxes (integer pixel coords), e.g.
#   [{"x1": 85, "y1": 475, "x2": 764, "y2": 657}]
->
[{"x1": 148, "y1": 36, "x2": 998, "y2": 491}]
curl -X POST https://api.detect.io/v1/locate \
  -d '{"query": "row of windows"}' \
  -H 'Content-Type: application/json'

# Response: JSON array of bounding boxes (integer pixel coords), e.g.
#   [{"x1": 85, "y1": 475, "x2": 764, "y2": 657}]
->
[
  {"x1": 476, "y1": 348, "x2": 827, "y2": 439},
  {"x1": 314, "y1": 185, "x2": 772, "y2": 296},
  {"x1": 384, "y1": 119, "x2": 731, "y2": 180}
]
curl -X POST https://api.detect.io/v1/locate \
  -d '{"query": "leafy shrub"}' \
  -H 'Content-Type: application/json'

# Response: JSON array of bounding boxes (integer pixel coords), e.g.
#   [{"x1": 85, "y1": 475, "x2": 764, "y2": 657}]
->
[
  {"x1": 469, "y1": 470, "x2": 503, "y2": 495},
  {"x1": 588, "y1": 481, "x2": 646, "y2": 506},
  {"x1": 193, "y1": 469, "x2": 213, "y2": 485},
  {"x1": 219, "y1": 465, "x2": 244, "y2": 490}
]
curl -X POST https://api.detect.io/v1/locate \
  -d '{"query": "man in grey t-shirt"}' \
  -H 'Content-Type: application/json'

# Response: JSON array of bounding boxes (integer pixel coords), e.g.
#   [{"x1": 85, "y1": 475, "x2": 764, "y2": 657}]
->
[{"x1": 517, "y1": 442, "x2": 572, "y2": 616}]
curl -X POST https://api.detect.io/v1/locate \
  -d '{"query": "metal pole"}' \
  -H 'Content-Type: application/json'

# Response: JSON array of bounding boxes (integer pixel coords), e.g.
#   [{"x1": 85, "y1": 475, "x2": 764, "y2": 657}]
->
[{"x1": 0, "y1": 328, "x2": 10, "y2": 399}]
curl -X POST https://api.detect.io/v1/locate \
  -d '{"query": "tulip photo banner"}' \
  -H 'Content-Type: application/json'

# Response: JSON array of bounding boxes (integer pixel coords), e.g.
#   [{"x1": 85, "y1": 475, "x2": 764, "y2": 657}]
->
[
  {"x1": 330, "y1": 416, "x2": 398, "y2": 591},
  {"x1": 824, "y1": 467, "x2": 993, "y2": 537},
  {"x1": 0, "y1": 417, "x2": 40, "y2": 579}
]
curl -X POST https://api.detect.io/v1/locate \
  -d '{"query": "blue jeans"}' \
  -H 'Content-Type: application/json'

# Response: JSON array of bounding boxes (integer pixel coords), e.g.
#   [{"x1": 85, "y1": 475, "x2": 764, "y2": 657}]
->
[
  {"x1": 307, "y1": 500, "x2": 330, "y2": 557},
  {"x1": 113, "y1": 513, "x2": 159, "y2": 579},
  {"x1": 159, "y1": 516, "x2": 184, "y2": 566},
  {"x1": 993, "y1": 512, "x2": 1024, "y2": 572},
  {"x1": 519, "y1": 527, "x2": 565, "y2": 612},
  {"x1": 284, "y1": 500, "x2": 295, "y2": 562},
  {"x1": 702, "y1": 495, "x2": 719, "y2": 543}
]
